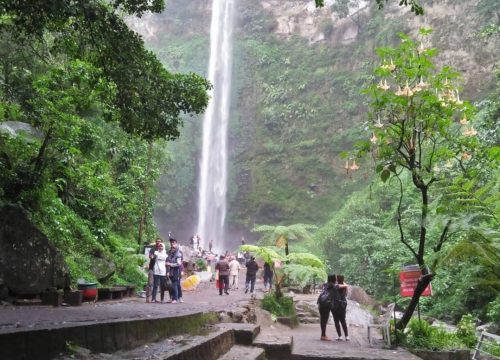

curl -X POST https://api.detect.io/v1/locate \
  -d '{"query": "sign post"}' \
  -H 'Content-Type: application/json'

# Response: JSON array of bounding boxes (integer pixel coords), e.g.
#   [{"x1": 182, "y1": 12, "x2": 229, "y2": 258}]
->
[
  {"x1": 399, "y1": 265, "x2": 432, "y2": 320},
  {"x1": 399, "y1": 265, "x2": 432, "y2": 297}
]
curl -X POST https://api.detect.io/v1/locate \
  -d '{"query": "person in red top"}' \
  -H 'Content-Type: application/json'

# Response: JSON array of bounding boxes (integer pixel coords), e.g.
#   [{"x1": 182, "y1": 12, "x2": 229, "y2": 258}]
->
[{"x1": 215, "y1": 255, "x2": 230, "y2": 295}]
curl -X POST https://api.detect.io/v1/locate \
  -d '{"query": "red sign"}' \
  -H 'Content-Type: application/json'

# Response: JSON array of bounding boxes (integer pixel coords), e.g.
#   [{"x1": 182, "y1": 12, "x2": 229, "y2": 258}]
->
[{"x1": 400, "y1": 269, "x2": 432, "y2": 297}]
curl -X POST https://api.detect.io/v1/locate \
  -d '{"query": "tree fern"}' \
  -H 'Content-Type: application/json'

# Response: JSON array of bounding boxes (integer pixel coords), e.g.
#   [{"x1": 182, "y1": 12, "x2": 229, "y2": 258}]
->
[{"x1": 282, "y1": 263, "x2": 327, "y2": 287}]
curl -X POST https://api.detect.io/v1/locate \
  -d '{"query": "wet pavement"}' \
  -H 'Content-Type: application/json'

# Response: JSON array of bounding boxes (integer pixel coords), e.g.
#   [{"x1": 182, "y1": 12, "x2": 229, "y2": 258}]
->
[{"x1": 0, "y1": 280, "x2": 253, "y2": 333}]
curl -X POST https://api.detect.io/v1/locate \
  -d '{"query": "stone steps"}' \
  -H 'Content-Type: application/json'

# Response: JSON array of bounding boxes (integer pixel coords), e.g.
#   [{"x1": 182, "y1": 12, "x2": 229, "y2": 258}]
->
[
  {"x1": 217, "y1": 345, "x2": 266, "y2": 360},
  {"x1": 252, "y1": 332, "x2": 294, "y2": 360}
]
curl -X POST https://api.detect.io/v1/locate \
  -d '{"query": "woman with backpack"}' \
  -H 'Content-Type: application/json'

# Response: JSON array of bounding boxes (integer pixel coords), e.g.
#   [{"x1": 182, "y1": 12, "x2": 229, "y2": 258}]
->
[{"x1": 317, "y1": 274, "x2": 349, "y2": 341}]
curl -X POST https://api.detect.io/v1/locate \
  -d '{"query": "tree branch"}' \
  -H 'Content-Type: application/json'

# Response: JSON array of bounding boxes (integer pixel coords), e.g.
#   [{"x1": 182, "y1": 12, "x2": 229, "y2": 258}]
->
[
  {"x1": 393, "y1": 174, "x2": 418, "y2": 260},
  {"x1": 433, "y1": 219, "x2": 451, "y2": 253}
]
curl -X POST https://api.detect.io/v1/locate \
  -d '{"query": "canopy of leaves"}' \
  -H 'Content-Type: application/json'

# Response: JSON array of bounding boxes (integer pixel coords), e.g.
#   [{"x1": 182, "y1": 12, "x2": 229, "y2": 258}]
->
[
  {"x1": 0, "y1": 0, "x2": 210, "y2": 286},
  {"x1": 314, "y1": 0, "x2": 424, "y2": 15},
  {"x1": 240, "y1": 244, "x2": 285, "y2": 264},
  {"x1": 0, "y1": 0, "x2": 211, "y2": 141},
  {"x1": 252, "y1": 223, "x2": 317, "y2": 248}
]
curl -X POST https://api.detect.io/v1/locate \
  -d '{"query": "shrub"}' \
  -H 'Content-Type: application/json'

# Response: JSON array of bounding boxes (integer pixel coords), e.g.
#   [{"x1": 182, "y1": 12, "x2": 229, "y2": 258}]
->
[
  {"x1": 402, "y1": 318, "x2": 465, "y2": 351},
  {"x1": 455, "y1": 314, "x2": 477, "y2": 348},
  {"x1": 195, "y1": 258, "x2": 207, "y2": 271},
  {"x1": 261, "y1": 293, "x2": 295, "y2": 317}
]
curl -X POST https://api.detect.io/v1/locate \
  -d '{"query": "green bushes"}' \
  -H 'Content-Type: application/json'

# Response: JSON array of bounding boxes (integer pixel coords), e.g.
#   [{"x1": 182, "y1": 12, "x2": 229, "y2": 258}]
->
[
  {"x1": 399, "y1": 315, "x2": 477, "y2": 351},
  {"x1": 195, "y1": 258, "x2": 207, "y2": 271},
  {"x1": 455, "y1": 314, "x2": 477, "y2": 349},
  {"x1": 261, "y1": 292, "x2": 295, "y2": 317}
]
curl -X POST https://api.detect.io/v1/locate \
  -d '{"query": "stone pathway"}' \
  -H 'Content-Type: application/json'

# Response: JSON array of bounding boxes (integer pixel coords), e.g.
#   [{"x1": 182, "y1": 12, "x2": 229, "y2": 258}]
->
[
  {"x1": 0, "y1": 280, "x2": 253, "y2": 333},
  {"x1": 0, "y1": 277, "x2": 422, "y2": 359}
]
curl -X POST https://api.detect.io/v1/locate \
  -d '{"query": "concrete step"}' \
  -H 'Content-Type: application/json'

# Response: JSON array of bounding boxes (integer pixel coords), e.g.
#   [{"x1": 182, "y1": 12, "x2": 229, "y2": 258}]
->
[
  {"x1": 107, "y1": 327, "x2": 235, "y2": 360},
  {"x1": 153, "y1": 328, "x2": 234, "y2": 360},
  {"x1": 214, "y1": 323, "x2": 260, "y2": 345},
  {"x1": 217, "y1": 345, "x2": 266, "y2": 360},
  {"x1": 253, "y1": 332, "x2": 293, "y2": 360}
]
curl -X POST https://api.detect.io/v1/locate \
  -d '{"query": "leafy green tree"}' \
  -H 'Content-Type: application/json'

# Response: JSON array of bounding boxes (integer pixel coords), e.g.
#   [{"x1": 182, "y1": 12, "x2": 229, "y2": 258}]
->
[
  {"x1": 314, "y1": 0, "x2": 424, "y2": 15},
  {"x1": 0, "y1": 0, "x2": 211, "y2": 142},
  {"x1": 252, "y1": 223, "x2": 317, "y2": 256},
  {"x1": 240, "y1": 244, "x2": 326, "y2": 298},
  {"x1": 359, "y1": 29, "x2": 481, "y2": 330},
  {"x1": 0, "y1": 0, "x2": 211, "y2": 284}
]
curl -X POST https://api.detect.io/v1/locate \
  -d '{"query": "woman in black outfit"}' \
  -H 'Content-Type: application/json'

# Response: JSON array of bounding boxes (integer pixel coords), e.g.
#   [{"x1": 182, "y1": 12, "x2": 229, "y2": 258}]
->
[
  {"x1": 318, "y1": 274, "x2": 337, "y2": 341},
  {"x1": 334, "y1": 274, "x2": 349, "y2": 341}
]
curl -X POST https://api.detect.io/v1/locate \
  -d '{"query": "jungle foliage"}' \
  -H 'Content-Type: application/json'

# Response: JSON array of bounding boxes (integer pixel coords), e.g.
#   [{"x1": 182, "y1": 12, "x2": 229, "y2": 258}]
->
[{"x1": 0, "y1": 0, "x2": 210, "y2": 286}]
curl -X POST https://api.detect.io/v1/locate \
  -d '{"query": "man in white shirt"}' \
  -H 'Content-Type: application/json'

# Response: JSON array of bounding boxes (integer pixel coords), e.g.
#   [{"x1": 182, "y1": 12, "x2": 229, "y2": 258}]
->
[{"x1": 228, "y1": 256, "x2": 241, "y2": 290}]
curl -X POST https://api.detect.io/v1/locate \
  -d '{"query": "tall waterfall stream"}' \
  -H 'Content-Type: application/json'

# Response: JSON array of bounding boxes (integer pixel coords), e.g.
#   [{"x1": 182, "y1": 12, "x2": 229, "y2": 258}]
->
[{"x1": 196, "y1": 0, "x2": 236, "y2": 251}]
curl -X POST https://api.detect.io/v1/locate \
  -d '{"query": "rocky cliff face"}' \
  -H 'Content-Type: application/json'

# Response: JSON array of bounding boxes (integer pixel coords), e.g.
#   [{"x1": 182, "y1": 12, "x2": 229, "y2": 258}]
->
[
  {"x1": 258, "y1": 0, "x2": 497, "y2": 92},
  {"x1": 0, "y1": 205, "x2": 70, "y2": 298},
  {"x1": 131, "y1": 0, "x2": 498, "y2": 239}
]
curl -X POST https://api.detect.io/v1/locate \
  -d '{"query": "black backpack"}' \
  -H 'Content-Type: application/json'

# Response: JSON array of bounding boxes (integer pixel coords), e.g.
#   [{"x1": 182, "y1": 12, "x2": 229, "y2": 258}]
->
[{"x1": 317, "y1": 287, "x2": 335, "y2": 309}]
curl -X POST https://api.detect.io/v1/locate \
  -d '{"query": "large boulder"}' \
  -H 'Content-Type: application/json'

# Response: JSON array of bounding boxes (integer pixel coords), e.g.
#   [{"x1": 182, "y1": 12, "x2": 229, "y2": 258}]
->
[
  {"x1": 348, "y1": 285, "x2": 376, "y2": 307},
  {"x1": 90, "y1": 255, "x2": 116, "y2": 283},
  {"x1": 0, "y1": 205, "x2": 70, "y2": 297}
]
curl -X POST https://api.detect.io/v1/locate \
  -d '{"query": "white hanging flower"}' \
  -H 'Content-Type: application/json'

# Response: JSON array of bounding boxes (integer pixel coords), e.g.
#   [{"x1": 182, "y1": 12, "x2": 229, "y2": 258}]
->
[
  {"x1": 462, "y1": 126, "x2": 477, "y2": 137},
  {"x1": 461, "y1": 152, "x2": 472, "y2": 161},
  {"x1": 418, "y1": 42, "x2": 426, "y2": 54},
  {"x1": 401, "y1": 81, "x2": 413, "y2": 97},
  {"x1": 350, "y1": 160, "x2": 359, "y2": 171},
  {"x1": 381, "y1": 59, "x2": 396, "y2": 72},
  {"x1": 377, "y1": 79, "x2": 390, "y2": 91}
]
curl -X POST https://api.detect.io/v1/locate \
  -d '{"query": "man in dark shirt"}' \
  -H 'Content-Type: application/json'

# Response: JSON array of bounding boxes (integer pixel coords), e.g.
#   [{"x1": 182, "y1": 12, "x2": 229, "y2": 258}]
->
[
  {"x1": 245, "y1": 256, "x2": 259, "y2": 294},
  {"x1": 215, "y1": 255, "x2": 230, "y2": 295}
]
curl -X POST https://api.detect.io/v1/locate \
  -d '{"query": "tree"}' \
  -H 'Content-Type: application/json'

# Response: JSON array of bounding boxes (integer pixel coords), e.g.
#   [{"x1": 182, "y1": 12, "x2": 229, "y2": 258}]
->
[
  {"x1": 252, "y1": 223, "x2": 318, "y2": 256},
  {"x1": 358, "y1": 29, "x2": 480, "y2": 330},
  {"x1": 0, "y1": 0, "x2": 211, "y2": 282},
  {"x1": 314, "y1": 0, "x2": 424, "y2": 15},
  {"x1": 0, "y1": 0, "x2": 211, "y2": 142},
  {"x1": 240, "y1": 244, "x2": 326, "y2": 298}
]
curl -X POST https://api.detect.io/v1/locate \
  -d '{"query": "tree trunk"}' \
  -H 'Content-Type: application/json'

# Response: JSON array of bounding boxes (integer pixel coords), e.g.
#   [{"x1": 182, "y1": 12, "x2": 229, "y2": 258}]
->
[
  {"x1": 138, "y1": 141, "x2": 153, "y2": 247},
  {"x1": 396, "y1": 272, "x2": 433, "y2": 330}
]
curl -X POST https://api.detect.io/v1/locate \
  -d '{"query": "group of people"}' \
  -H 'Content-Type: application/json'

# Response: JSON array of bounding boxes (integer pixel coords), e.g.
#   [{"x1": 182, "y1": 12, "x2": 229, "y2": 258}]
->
[
  {"x1": 147, "y1": 238, "x2": 350, "y2": 342},
  {"x1": 214, "y1": 254, "x2": 262, "y2": 295},
  {"x1": 318, "y1": 274, "x2": 349, "y2": 342},
  {"x1": 146, "y1": 237, "x2": 184, "y2": 304}
]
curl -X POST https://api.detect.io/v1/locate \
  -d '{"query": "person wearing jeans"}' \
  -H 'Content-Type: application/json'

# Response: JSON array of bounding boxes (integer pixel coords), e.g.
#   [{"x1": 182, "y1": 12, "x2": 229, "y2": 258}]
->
[
  {"x1": 166, "y1": 238, "x2": 183, "y2": 303},
  {"x1": 151, "y1": 242, "x2": 167, "y2": 303},
  {"x1": 245, "y1": 256, "x2": 259, "y2": 294}
]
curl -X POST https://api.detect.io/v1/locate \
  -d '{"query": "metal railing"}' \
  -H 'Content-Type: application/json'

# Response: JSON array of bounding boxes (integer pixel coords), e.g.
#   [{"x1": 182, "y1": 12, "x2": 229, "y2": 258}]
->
[{"x1": 473, "y1": 331, "x2": 500, "y2": 360}]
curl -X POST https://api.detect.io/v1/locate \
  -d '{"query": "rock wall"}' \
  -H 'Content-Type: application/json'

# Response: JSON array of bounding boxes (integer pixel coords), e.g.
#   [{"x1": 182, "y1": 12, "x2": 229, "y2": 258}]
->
[{"x1": 0, "y1": 205, "x2": 70, "y2": 298}]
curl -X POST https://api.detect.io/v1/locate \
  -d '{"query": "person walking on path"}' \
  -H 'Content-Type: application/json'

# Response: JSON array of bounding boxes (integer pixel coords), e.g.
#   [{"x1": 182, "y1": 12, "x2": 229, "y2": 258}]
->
[
  {"x1": 166, "y1": 238, "x2": 183, "y2": 303},
  {"x1": 215, "y1": 255, "x2": 230, "y2": 295},
  {"x1": 333, "y1": 274, "x2": 349, "y2": 341},
  {"x1": 151, "y1": 242, "x2": 168, "y2": 303},
  {"x1": 244, "y1": 256, "x2": 259, "y2": 294},
  {"x1": 146, "y1": 238, "x2": 162, "y2": 303},
  {"x1": 228, "y1": 256, "x2": 241, "y2": 290},
  {"x1": 209, "y1": 239, "x2": 213, "y2": 252},
  {"x1": 263, "y1": 262, "x2": 273, "y2": 291}
]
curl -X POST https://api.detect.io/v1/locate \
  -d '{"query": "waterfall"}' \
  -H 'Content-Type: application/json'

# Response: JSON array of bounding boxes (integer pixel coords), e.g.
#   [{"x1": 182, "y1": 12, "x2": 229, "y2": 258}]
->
[{"x1": 196, "y1": 0, "x2": 235, "y2": 252}]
